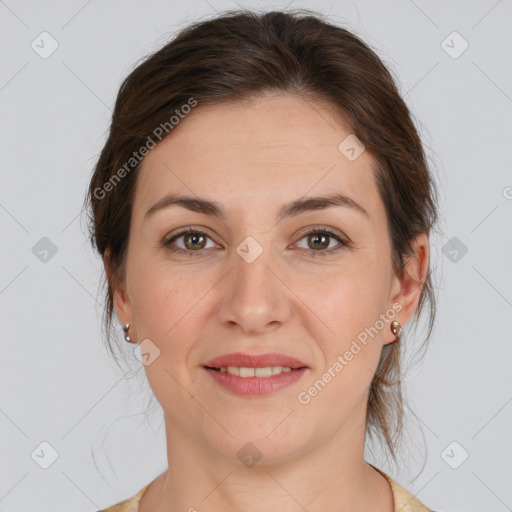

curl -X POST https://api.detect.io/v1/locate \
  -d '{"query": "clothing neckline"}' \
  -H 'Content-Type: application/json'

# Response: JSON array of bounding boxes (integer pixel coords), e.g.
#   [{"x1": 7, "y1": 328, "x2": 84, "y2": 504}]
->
[{"x1": 114, "y1": 466, "x2": 431, "y2": 512}]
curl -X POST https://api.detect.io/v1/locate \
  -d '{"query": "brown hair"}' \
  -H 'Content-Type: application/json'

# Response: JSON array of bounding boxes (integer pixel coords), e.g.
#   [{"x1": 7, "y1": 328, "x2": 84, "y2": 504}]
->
[{"x1": 83, "y1": 8, "x2": 438, "y2": 463}]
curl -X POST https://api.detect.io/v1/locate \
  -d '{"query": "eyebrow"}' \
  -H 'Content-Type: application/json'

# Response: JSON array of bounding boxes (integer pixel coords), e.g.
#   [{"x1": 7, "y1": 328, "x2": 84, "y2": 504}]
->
[{"x1": 144, "y1": 192, "x2": 369, "y2": 222}]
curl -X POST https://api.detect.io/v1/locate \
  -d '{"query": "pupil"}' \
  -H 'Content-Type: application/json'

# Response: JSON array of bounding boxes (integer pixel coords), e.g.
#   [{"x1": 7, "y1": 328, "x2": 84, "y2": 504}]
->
[
  {"x1": 310, "y1": 234, "x2": 328, "y2": 250},
  {"x1": 187, "y1": 233, "x2": 204, "y2": 249}
]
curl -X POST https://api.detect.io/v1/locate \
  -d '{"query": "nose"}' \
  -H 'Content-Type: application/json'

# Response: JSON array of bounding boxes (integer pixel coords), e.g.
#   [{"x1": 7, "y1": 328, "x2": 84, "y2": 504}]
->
[{"x1": 215, "y1": 244, "x2": 292, "y2": 335}]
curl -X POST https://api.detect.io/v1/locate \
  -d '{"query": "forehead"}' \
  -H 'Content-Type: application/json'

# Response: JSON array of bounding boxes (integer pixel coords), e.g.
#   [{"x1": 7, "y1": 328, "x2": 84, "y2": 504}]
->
[{"x1": 134, "y1": 93, "x2": 381, "y2": 219}]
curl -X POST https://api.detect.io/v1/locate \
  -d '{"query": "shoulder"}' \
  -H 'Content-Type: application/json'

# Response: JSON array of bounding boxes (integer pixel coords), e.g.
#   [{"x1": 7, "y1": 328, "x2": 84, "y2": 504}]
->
[
  {"x1": 371, "y1": 465, "x2": 435, "y2": 512},
  {"x1": 97, "y1": 484, "x2": 150, "y2": 512}
]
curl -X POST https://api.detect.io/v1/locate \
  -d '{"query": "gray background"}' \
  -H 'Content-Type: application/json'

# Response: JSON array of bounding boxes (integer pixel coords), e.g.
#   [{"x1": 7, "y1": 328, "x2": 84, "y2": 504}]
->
[{"x1": 1, "y1": 0, "x2": 511, "y2": 511}]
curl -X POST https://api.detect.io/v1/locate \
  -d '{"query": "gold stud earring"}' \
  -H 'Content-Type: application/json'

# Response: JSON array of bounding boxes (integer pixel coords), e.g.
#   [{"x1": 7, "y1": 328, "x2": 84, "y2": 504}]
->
[
  {"x1": 122, "y1": 323, "x2": 132, "y2": 342},
  {"x1": 390, "y1": 320, "x2": 402, "y2": 338}
]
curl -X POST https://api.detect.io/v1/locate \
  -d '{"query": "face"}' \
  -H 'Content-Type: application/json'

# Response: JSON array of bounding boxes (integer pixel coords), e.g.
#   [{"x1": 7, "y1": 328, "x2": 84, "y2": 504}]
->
[{"x1": 112, "y1": 92, "x2": 427, "y2": 464}]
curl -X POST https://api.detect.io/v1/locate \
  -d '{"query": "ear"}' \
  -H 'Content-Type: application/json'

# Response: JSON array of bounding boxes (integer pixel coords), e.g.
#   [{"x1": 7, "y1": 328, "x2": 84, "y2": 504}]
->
[
  {"x1": 103, "y1": 249, "x2": 135, "y2": 328},
  {"x1": 384, "y1": 232, "x2": 430, "y2": 345}
]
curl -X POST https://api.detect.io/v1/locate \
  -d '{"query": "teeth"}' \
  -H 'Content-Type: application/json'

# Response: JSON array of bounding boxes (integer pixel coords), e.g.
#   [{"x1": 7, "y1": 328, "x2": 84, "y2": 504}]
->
[{"x1": 223, "y1": 366, "x2": 293, "y2": 377}]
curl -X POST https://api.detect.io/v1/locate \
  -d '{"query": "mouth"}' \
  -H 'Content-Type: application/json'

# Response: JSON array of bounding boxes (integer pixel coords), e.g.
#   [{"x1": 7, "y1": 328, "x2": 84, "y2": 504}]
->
[
  {"x1": 203, "y1": 365, "x2": 306, "y2": 377},
  {"x1": 202, "y1": 352, "x2": 309, "y2": 396}
]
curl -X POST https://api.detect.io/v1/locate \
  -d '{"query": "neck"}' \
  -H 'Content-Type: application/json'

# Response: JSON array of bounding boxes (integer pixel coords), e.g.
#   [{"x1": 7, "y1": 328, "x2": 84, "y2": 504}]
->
[{"x1": 139, "y1": 411, "x2": 394, "y2": 512}]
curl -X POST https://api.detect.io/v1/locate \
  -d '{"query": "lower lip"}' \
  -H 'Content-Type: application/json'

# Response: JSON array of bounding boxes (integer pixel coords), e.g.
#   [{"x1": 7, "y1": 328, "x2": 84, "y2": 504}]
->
[{"x1": 203, "y1": 367, "x2": 308, "y2": 396}]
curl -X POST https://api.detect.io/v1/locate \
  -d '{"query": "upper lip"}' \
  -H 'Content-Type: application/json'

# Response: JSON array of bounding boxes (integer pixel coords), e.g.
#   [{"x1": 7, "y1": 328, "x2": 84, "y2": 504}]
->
[{"x1": 203, "y1": 352, "x2": 308, "y2": 369}]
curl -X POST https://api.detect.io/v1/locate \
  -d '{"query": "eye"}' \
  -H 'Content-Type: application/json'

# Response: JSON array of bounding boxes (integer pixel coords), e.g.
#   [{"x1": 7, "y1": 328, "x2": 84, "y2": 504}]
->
[
  {"x1": 162, "y1": 228, "x2": 217, "y2": 256},
  {"x1": 294, "y1": 227, "x2": 349, "y2": 257}
]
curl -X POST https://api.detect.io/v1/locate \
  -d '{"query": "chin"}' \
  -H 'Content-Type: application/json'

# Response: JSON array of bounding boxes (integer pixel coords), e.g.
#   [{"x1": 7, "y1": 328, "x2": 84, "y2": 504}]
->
[{"x1": 196, "y1": 417, "x2": 312, "y2": 466}]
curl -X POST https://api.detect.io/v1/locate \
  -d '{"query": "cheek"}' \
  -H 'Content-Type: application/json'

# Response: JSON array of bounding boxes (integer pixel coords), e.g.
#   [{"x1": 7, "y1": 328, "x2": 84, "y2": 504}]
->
[
  {"x1": 300, "y1": 264, "x2": 388, "y2": 399},
  {"x1": 128, "y1": 265, "x2": 200, "y2": 412},
  {"x1": 130, "y1": 271, "x2": 171, "y2": 335},
  {"x1": 129, "y1": 258, "x2": 202, "y2": 336},
  {"x1": 309, "y1": 265, "x2": 387, "y2": 344},
  {"x1": 128, "y1": 261, "x2": 217, "y2": 382},
  {"x1": 299, "y1": 276, "x2": 385, "y2": 415}
]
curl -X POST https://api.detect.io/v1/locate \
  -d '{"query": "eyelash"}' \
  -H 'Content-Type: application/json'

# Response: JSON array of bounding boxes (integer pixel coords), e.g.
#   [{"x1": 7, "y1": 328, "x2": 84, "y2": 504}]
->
[{"x1": 162, "y1": 227, "x2": 350, "y2": 258}]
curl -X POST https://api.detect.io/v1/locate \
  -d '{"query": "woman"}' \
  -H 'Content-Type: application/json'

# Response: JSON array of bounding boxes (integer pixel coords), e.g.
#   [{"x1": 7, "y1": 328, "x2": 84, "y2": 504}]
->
[{"x1": 85, "y1": 8, "x2": 438, "y2": 512}]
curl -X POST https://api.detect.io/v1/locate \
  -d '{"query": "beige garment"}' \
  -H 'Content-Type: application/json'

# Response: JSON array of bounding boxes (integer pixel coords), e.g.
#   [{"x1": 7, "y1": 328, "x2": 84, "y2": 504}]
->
[{"x1": 98, "y1": 467, "x2": 433, "y2": 511}]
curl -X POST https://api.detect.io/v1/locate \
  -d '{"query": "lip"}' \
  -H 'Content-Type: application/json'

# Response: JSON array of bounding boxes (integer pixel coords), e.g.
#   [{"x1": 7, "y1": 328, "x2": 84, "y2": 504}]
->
[
  {"x1": 203, "y1": 352, "x2": 309, "y2": 370},
  {"x1": 202, "y1": 352, "x2": 309, "y2": 397},
  {"x1": 203, "y1": 366, "x2": 308, "y2": 396}
]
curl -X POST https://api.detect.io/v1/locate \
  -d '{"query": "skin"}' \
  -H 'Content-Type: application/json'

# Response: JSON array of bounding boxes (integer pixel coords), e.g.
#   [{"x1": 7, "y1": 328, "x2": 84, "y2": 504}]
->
[{"x1": 108, "y1": 92, "x2": 429, "y2": 512}]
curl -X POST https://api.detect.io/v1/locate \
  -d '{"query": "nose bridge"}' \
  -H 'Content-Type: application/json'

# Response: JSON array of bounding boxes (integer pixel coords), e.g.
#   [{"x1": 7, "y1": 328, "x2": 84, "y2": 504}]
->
[
  {"x1": 216, "y1": 233, "x2": 290, "y2": 332},
  {"x1": 232, "y1": 234, "x2": 277, "y2": 303}
]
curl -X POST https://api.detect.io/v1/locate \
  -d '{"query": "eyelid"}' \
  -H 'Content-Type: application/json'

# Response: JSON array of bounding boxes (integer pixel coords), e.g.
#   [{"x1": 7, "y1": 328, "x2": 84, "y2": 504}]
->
[{"x1": 294, "y1": 225, "x2": 346, "y2": 241}]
